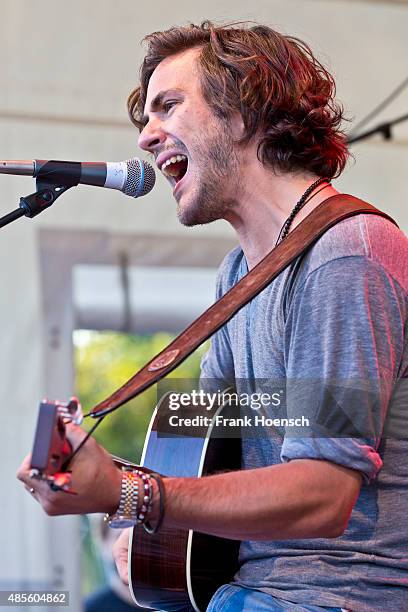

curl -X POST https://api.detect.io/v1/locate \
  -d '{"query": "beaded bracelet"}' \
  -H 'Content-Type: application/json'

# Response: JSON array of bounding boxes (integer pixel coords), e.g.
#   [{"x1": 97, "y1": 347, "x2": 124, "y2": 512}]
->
[
  {"x1": 135, "y1": 470, "x2": 152, "y2": 524},
  {"x1": 121, "y1": 469, "x2": 164, "y2": 534},
  {"x1": 143, "y1": 471, "x2": 165, "y2": 535}
]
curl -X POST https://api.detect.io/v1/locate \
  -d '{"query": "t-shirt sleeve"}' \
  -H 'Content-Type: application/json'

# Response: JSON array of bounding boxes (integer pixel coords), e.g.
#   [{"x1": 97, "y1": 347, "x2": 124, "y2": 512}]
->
[{"x1": 280, "y1": 255, "x2": 405, "y2": 482}]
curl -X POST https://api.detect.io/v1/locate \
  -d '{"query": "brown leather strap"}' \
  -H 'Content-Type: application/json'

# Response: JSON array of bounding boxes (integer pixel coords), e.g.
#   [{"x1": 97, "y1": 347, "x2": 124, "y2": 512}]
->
[{"x1": 91, "y1": 194, "x2": 398, "y2": 418}]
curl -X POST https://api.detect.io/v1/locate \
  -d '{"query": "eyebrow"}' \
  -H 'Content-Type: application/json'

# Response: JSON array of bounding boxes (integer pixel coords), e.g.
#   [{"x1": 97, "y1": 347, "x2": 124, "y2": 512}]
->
[{"x1": 141, "y1": 89, "x2": 184, "y2": 126}]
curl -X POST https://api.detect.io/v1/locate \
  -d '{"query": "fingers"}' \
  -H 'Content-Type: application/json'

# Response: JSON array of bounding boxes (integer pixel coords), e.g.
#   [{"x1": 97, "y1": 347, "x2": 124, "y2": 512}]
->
[
  {"x1": 17, "y1": 452, "x2": 66, "y2": 512},
  {"x1": 16, "y1": 453, "x2": 33, "y2": 485},
  {"x1": 116, "y1": 553, "x2": 129, "y2": 586},
  {"x1": 17, "y1": 453, "x2": 45, "y2": 503},
  {"x1": 24, "y1": 484, "x2": 38, "y2": 500},
  {"x1": 16, "y1": 424, "x2": 118, "y2": 516},
  {"x1": 113, "y1": 528, "x2": 131, "y2": 585},
  {"x1": 20, "y1": 474, "x2": 52, "y2": 508}
]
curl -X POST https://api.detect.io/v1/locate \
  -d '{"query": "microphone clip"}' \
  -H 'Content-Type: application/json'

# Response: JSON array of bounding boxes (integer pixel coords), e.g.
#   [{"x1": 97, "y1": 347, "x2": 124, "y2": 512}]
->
[
  {"x1": 0, "y1": 180, "x2": 73, "y2": 229},
  {"x1": 19, "y1": 180, "x2": 72, "y2": 218}
]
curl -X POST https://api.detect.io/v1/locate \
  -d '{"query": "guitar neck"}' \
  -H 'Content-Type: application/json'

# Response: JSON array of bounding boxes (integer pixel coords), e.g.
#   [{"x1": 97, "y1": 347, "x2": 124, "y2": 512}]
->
[{"x1": 110, "y1": 454, "x2": 152, "y2": 474}]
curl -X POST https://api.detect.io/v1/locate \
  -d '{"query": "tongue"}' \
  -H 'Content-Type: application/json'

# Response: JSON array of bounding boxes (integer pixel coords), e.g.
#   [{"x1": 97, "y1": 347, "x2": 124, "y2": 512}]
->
[{"x1": 166, "y1": 160, "x2": 187, "y2": 180}]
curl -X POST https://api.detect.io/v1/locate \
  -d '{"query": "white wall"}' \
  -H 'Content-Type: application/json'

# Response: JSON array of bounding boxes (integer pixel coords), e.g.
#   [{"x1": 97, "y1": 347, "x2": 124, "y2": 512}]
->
[{"x1": 0, "y1": 1, "x2": 406, "y2": 610}]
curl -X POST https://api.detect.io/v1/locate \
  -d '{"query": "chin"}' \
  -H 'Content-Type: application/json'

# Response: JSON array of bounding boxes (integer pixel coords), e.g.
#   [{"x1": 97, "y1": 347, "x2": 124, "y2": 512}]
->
[
  {"x1": 175, "y1": 193, "x2": 201, "y2": 226},
  {"x1": 177, "y1": 207, "x2": 206, "y2": 227},
  {"x1": 175, "y1": 182, "x2": 228, "y2": 227},
  {"x1": 177, "y1": 201, "x2": 220, "y2": 227}
]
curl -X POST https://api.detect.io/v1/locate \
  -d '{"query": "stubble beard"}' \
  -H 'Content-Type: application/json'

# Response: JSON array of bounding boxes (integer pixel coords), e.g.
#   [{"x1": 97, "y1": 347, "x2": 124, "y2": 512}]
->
[{"x1": 177, "y1": 123, "x2": 241, "y2": 227}]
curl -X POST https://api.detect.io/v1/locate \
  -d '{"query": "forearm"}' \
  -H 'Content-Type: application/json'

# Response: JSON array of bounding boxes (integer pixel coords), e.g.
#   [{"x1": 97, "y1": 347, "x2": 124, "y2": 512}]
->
[
  {"x1": 17, "y1": 427, "x2": 360, "y2": 542},
  {"x1": 159, "y1": 459, "x2": 361, "y2": 540}
]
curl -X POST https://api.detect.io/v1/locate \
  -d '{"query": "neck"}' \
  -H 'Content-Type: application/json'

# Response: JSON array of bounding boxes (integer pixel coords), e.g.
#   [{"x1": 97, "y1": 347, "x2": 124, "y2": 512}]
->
[{"x1": 223, "y1": 164, "x2": 338, "y2": 269}]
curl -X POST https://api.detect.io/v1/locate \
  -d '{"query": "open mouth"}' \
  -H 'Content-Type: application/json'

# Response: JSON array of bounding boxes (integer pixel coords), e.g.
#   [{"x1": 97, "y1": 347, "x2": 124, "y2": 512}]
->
[{"x1": 161, "y1": 154, "x2": 189, "y2": 187}]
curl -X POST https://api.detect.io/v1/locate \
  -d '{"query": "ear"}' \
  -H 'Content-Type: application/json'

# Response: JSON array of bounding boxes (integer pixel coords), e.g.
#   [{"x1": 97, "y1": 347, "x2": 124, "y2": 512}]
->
[{"x1": 229, "y1": 112, "x2": 245, "y2": 140}]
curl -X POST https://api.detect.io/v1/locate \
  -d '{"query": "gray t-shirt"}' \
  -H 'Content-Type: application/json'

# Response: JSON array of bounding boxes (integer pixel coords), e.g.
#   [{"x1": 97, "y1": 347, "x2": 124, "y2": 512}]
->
[{"x1": 200, "y1": 213, "x2": 408, "y2": 611}]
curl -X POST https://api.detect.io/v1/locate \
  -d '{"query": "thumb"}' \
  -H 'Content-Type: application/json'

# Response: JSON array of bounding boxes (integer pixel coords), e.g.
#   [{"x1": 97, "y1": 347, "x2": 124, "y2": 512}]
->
[
  {"x1": 64, "y1": 422, "x2": 90, "y2": 447},
  {"x1": 113, "y1": 529, "x2": 130, "y2": 586},
  {"x1": 116, "y1": 550, "x2": 129, "y2": 586}
]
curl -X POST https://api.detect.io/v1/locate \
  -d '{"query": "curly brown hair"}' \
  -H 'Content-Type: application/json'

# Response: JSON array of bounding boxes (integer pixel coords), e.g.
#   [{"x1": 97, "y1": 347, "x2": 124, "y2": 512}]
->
[{"x1": 128, "y1": 21, "x2": 349, "y2": 179}]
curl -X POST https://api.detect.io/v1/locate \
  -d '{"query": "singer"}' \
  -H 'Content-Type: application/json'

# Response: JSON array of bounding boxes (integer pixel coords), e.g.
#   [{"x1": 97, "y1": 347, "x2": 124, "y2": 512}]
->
[{"x1": 17, "y1": 21, "x2": 408, "y2": 611}]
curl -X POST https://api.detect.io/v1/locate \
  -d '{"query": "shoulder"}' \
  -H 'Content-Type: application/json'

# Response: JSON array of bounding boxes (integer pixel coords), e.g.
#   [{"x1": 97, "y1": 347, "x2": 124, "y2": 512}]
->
[
  {"x1": 300, "y1": 212, "x2": 408, "y2": 289},
  {"x1": 215, "y1": 245, "x2": 246, "y2": 298}
]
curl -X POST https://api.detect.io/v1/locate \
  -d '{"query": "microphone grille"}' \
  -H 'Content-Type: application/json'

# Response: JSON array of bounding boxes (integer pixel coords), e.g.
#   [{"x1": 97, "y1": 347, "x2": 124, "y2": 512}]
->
[{"x1": 123, "y1": 158, "x2": 156, "y2": 198}]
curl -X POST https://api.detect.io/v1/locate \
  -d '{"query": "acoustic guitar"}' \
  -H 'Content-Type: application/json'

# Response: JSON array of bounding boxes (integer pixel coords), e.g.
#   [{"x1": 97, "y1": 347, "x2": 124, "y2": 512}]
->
[{"x1": 30, "y1": 394, "x2": 241, "y2": 611}]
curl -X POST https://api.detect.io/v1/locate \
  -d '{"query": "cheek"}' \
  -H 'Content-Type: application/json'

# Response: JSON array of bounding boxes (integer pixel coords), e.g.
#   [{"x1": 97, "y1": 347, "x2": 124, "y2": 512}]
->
[{"x1": 172, "y1": 107, "x2": 191, "y2": 130}]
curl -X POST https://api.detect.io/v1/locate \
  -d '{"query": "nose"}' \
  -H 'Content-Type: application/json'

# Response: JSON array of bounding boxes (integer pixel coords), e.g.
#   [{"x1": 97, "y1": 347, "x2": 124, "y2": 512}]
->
[{"x1": 138, "y1": 119, "x2": 166, "y2": 153}]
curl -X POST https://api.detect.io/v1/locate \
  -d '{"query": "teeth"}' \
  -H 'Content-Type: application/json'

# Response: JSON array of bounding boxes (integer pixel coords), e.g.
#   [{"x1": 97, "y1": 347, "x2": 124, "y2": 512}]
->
[{"x1": 161, "y1": 154, "x2": 187, "y2": 171}]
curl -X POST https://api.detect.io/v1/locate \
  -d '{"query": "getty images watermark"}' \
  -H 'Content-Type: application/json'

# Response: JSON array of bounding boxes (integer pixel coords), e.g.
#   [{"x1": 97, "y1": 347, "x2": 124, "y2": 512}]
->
[
  {"x1": 161, "y1": 388, "x2": 309, "y2": 433},
  {"x1": 155, "y1": 377, "x2": 408, "y2": 439}
]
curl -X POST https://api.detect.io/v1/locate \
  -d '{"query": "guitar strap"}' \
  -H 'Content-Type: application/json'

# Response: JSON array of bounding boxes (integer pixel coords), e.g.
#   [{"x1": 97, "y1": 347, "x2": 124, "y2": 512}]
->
[{"x1": 90, "y1": 194, "x2": 398, "y2": 419}]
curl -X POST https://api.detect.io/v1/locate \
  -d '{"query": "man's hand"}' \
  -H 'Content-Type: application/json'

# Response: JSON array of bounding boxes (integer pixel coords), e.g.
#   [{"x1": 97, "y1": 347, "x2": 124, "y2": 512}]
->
[
  {"x1": 17, "y1": 422, "x2": 122, "y2": 516},
  {"x1": 112, "y1": 528, "x2": 131, "y2": 585}
]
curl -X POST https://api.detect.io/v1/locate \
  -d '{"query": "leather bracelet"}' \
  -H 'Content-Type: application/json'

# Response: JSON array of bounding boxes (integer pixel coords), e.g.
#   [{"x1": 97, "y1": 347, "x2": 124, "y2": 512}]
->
[{"x1": 143, "y1": 471, "x2": 165, "y2": 535}]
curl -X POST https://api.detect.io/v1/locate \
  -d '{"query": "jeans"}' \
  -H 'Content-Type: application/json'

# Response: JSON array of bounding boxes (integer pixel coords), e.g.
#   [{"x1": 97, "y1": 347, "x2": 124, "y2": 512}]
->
[{"x1": 206, "y1": 584, "x2": 349, "y2": 611}]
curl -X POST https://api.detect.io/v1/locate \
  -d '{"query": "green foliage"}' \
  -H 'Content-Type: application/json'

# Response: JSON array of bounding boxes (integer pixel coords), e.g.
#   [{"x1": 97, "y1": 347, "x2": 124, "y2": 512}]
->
[
  {"x1": 74, "y1": 330, "x2": 209, "y2": 597},
  {"x1": 73, "y1": 330, "x2": 208, "y2": 463}
]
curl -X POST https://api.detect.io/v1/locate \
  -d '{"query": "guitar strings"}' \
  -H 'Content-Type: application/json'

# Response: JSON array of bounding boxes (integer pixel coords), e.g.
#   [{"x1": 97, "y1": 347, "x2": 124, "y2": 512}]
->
[{"x1": 62, "y1": 416, "x2": 105, "y2": 472}]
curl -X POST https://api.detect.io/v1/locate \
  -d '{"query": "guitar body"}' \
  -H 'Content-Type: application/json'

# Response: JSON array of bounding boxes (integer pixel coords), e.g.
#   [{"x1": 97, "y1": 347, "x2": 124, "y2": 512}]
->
[{"x1": 128, "y1": 397, "x2": 241, "y2": 611}]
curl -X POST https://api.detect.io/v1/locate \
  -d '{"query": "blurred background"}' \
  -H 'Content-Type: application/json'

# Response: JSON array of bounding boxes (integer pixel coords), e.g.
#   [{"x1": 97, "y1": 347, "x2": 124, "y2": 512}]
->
[{"x1": 0, "y1": 0, "x2": 407, "y2": 610}]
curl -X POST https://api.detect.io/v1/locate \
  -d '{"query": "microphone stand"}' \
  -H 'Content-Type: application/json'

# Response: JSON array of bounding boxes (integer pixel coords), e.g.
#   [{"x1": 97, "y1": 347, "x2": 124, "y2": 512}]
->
[{"x1": 0, "y1": 181, "x2": 72, "y2": 229}]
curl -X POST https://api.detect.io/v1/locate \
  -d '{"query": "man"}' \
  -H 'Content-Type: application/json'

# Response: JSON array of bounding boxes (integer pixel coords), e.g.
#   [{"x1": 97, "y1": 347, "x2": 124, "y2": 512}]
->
[{"x1": 18, "y1": 22, "x2": 408, "y2": 611}]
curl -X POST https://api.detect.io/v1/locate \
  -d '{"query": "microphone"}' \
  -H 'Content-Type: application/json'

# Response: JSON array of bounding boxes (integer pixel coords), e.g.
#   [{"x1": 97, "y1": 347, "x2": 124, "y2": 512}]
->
[{"x1": 0, "y1": 158, "x2": 156, "y2": 198}]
